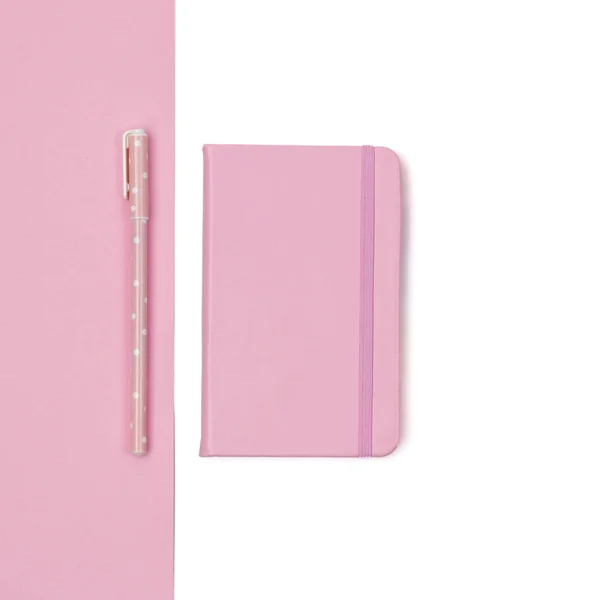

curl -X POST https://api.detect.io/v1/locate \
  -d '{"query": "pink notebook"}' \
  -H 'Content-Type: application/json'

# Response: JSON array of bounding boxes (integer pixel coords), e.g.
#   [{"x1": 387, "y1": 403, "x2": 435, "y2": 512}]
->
[
  {"x1": 201, "y1": 144, "x2": 401, "y2": 457},
  {"x1": 0, "y1": 1, "x2": 174, "y2": 598}
]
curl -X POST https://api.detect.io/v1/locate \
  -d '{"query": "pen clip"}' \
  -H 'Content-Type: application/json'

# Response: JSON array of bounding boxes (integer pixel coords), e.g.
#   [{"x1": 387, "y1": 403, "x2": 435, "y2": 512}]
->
[{"x1": 122, "y1": 129, "x2": 145, "y2": 200}]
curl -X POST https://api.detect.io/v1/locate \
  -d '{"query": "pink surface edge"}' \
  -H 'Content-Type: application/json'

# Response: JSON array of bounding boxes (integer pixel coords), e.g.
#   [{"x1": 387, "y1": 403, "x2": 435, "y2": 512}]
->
[{"x1": 0, "y1": 1, "x2": 175, "y2": 598}]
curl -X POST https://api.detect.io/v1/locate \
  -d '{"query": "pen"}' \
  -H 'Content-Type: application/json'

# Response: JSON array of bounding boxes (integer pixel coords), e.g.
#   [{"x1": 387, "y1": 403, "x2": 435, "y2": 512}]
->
[{"x1": 123, "y1": 129, "x2": 149, "y2": 456}]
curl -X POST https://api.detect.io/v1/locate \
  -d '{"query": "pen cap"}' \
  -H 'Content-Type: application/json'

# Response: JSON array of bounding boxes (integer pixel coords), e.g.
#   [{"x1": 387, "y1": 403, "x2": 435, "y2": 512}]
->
[{"x1": 125, "y1": 130, "x2": 149, "y2": 219}]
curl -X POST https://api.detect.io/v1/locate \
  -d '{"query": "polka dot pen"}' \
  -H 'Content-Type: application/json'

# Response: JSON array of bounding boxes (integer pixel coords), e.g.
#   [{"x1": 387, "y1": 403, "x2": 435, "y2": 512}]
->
[{"x1": 123, "y1": 129, "x2": 150, "y2": 455}]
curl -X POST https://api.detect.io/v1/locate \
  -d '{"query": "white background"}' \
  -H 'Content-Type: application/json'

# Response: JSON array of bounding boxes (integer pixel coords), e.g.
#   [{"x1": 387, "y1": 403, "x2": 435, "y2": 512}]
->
[{"x1": 175, "y1": 1, "x2": 600, "y2": 598}]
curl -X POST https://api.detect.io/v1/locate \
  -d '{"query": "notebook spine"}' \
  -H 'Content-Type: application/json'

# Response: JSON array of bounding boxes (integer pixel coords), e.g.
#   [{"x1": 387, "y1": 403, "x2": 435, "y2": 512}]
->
[{"x1": 200, "y1": 146, "x2": 211, "y2": 456}]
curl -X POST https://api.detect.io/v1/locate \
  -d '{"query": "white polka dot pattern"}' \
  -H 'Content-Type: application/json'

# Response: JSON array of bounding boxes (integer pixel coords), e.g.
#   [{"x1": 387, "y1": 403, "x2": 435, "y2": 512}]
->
[{"x1": 127, "y1": 131, "x2": 149, "y2": 456}]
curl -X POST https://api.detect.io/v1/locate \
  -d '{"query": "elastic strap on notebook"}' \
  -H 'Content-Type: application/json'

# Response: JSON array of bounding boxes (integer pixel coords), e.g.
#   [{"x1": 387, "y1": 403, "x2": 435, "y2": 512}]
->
[{"x1": 359, "y1": 145, "x2": 375, "y2": 457}]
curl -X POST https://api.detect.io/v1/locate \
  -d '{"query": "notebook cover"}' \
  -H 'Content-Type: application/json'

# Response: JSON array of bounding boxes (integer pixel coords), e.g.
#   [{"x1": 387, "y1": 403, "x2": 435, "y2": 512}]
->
[
  {"x1": 0, "y1": 1, "x2": 174, "y2": 598},
  {"x1": 201, "y1": 144, "x2": 401, "y2": 457}
]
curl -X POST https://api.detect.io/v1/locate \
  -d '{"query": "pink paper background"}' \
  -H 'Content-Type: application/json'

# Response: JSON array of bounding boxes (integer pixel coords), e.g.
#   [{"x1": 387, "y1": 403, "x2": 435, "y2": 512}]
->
[{"x1": 0, "y1": 1, "x2": 174, "y2": 598}]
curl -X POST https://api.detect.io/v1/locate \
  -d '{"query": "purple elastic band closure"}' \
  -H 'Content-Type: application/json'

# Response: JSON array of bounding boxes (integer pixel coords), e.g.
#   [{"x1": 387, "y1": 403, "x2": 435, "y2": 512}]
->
[{"x1": 359, "y1": 146, "x2": 375, "y2": 457}]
